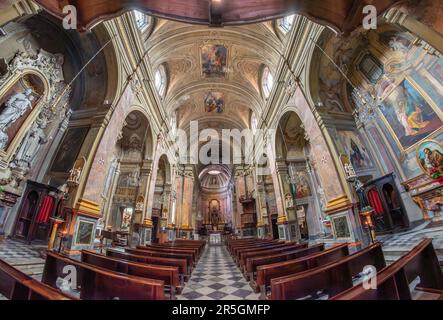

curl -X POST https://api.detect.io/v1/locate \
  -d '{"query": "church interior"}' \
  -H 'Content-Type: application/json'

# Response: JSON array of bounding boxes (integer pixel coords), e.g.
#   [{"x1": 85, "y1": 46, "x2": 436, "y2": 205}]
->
[{"x1": 0, "y1": 0, "x2": 442, "y2": 301}]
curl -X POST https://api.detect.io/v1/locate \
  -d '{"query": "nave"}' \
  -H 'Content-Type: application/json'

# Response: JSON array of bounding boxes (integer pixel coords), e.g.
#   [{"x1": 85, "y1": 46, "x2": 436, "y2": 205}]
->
[
  {"x1": 178, "y1": 244, "x2": 260, "y2": 300},
  {"x1": 1, "y1": 0, "x2": 443, "y2": 301}
]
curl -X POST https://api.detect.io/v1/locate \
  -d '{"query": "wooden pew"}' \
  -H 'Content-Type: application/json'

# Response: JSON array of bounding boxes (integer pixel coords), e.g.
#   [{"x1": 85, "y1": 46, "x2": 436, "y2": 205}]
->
[
  {"x1": 239, "y1": 243, "x2": 308, "y2": 271},
  {"x1": 107, "y1": 249, "x2": 189, "y2": 282},
  {"x1": 136, "y1": 245, "x2": 197, "y2": 262},
  {"x1": 331, "y1": 239, "x2": 443, "y2": 300},
  {"x1": 0, "y1": 259, "x2": 75, "y2": 300},
  {"x1": 42, "y1": 251, "x2": 165, "y2": 300},
  {"x1": 125, "y1": 248, "x2": 194, "y2": 272},
  {"x1": 232, "y1": 241, "x2": 284, "y2": 260},
  {"x1": 269, "y1": 242, "x2": 386, "y2": 300},
  {"x1": 256, "y1": 243, "x2": 349, "y2": 298},
  {"x1": 81, "y1": 250, "x2": 181, "y2": 299},
  {"x1": 246, "y1": 243, "x2": 325, "y2": 289},
  {"x1": 167, "y1": 240, "x2": 206, "y2": 254},
  {"x1": 228, "y1": 240, "x2": 276, "y2": 254},
  {"x1": 149, "y1": 243, "x2": 201, "y2": 259}
]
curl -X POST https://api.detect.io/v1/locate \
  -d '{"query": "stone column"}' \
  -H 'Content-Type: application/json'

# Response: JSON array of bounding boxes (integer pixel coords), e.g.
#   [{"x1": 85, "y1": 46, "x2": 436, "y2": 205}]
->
[
  {"x1": 255, "y1": 174, "x2": 268, "y2": 239},
  {"x1": 180, "y1": 165, "x2": 194, "y2": 239},
  {"x1": 103, "y1": 160, "x2": 121, "y2": 228},
  {"x1": 138, "y1": 160, "x2": 152, "y2": 244},
  {"x1": 275, "y1": 160, "x2": 293, "y2": 241},
  {"x1": 233, "y1": 165, "x2": 246, "y2": 235}
]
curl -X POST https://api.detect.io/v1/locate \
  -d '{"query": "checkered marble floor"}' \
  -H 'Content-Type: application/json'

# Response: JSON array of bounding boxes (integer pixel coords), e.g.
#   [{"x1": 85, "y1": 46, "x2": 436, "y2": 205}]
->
[
  {"x1": 178, "y1": 244, "x2": 260, "y2": 300},
  {"x1": 0, "y1": 239, "x2": 46, "y2": 263},
  {"x1": 378, "y1": 221, "x2": 443, "y2": 249}
]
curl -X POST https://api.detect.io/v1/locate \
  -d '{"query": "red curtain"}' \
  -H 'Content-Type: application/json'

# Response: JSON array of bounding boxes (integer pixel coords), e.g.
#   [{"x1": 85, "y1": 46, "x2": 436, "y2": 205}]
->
[
  {"x1": 36, "y1": 196, "x2": 55, "y2": 224},
  {"x1": 368, "y1": 189, "x2": 384, "y2": 215}
]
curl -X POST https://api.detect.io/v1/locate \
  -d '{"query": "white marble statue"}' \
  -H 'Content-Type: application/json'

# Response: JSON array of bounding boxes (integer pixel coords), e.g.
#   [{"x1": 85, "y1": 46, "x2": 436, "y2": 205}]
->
[
  {"x1": 10, "y1": 117, "x2": 48, "y2": 170},
  {"x1": 0, "y1": 88, "x2": 35, "y2": 149}
]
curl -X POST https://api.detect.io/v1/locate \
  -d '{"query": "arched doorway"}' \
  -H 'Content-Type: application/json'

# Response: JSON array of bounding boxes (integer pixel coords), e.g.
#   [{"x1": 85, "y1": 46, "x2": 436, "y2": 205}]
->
[
  {"x1": 151, "y1": 154, "x2": 171, "y2": 243},
  {"x1": 274, "y1": 111, "x2": 323, "y2": 241},
  {"x1": 104, "y1": 110, "x2": 153, "y2": 245}
]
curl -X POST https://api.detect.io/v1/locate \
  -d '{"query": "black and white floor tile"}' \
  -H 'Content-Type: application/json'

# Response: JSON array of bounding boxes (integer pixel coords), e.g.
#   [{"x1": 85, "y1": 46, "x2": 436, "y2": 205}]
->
[
  {"x1": 0, "y1": 239, "x2": 46, "y2": 263},
  {"x1": 178, "y1": 244, "x2": 260, "y2": 300}
]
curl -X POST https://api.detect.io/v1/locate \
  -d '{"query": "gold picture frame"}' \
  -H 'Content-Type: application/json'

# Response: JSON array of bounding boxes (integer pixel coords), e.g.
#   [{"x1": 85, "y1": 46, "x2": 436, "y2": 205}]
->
[
  {"x1": 415, "y1": 139, "x2": 443, "y2": 177},
  {"x1": 377, "y1": 76, "x2": 443, "y2": 153}
]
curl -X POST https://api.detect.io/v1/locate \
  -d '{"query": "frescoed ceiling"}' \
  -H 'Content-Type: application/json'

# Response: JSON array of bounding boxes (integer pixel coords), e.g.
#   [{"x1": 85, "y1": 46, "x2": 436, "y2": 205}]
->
[{"x1": 146, "y1": 20, "x2": 283, "y2": 132}]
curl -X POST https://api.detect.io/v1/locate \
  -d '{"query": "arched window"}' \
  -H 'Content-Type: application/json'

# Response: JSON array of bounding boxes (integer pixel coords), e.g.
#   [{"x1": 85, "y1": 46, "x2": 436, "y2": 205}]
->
[
  {"x1": 154, "y1": 64, "x2": 167, "y2": 97},
  {"x1": 261, "y1": 66, "x2": 274, "y2": 98},
  {"x1": 279, "y1": 14, "x2": 295, "y2": 33},
  {"x1": 359, "y1": 54, "x2": 383, "y2": 84},
  {"x1": 169, "y1": 110, "x2": 177, "y2": 136},
  {"x1": 134, "y1": 10, "x2": 149, "y2": 30},
  {"x1": 251, "y1": 112, "x2": 258, "y2": 134}
]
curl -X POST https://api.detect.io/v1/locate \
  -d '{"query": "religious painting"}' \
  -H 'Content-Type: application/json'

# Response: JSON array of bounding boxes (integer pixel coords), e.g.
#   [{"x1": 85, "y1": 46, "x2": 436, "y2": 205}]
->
[
  {"x1": 379, "y1": 79, "x2": 442, "y2": 150},
  {"x1": 0, "y1": 74, "x2": 43, "y2": 151},
  {"x1": 201, "y1": 44, "x2": 227, "y2": 78},
  {"x1": 416, "y1": 140, "x2": 443, "y2": 179},
  {"x1": 294, "y1": 171, "x2": 312, "y2": 198},
  {"x1": 337, "y1": 130, "x2": 373, "y2": 171},
  {"x1": 120, "y1": 207, "x2": 133, "y2": 232},
  {"x1": 332, "y1": 215, "x2": 351, "y2": 239},
  {"x1": 74, "y1": 219, "x2": 95, "y2": 246},
  {"x1": 204, "y1": 91, "x2": 224, "y2": 113},
  {"x1": 50, "y1": 127, "x2": 89, "y2": 173}
]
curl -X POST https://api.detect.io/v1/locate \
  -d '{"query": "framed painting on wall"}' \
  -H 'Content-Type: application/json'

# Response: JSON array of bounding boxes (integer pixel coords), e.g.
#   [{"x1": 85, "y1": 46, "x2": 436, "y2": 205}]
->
[
  {"x1": 50, "y1": 127, "x2": 89, "y2": 173},
  {"x1": 331, "y1": 214, "x2": 351, "y2": 239},
  {"x1": 74, "y1": 218, "x2": 96, "y2": 247},
  {"x1": 337, "y1": 130, "x2": 374, "y2": 172},
  {"x1": 379, "y1": 78, "x2": 442, "y2": 151},
  {"x1": 416, "y1": 140, "x2": 443, "y2": 179}
]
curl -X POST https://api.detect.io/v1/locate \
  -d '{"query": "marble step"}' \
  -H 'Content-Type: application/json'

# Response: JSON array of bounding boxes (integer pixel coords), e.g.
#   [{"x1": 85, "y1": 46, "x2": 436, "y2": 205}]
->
[{"x1": 383, "y1": 247, "x2": 443, "y2": 267}]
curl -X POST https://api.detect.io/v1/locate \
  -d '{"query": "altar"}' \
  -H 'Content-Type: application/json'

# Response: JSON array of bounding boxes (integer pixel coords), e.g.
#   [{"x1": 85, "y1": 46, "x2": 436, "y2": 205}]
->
[{"x1": 209, "y1": 232, "x2": 222, "y2": 245}]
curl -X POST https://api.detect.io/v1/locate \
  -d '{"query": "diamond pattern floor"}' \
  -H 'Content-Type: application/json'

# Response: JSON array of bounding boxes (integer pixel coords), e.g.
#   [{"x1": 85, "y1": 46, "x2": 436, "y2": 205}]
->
[{"x1": 177, "y1": 244, "x2": 260, "y2": 300}]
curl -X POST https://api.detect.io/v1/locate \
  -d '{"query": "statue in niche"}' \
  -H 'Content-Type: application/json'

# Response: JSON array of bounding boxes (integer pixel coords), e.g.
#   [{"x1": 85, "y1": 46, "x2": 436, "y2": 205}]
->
[
  {"x1": 354, "y1": 179, "x2": 369, "y2": 209},
  {"x1": 0, "y1": 88, "x2": 35, "y2": 149},
  {"x1": 68, "y1": 167, "x2": 82, "y2": 185},
  {"x1": 125, "y1": 134, "x2": 142, "y2": 160},
  {"x1": 285, "y1": 193, "x2": 294, "y2": 209},
  {"x1": 10, "y1": 116, "x2": 48, "y2": 170}
]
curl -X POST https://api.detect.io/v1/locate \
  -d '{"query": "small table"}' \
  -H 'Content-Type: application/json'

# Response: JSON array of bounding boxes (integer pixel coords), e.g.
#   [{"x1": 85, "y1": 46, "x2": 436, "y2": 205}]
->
[{"x1": 209, "y1": 233, "x2": 221, "y2": 245}]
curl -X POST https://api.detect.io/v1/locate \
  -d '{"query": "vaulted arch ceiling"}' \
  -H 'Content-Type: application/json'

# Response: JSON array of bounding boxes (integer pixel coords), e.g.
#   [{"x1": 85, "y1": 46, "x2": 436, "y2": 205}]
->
[
  {"x1": 147, "y1": 20, "x2": 283, "y2": 131},
  {"x1": 34, "y1": 0, "x2": 402, "y2": 34}
]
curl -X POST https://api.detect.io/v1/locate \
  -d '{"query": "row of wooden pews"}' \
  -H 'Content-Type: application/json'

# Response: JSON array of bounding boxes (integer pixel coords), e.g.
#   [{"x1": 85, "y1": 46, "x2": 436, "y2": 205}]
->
[
  {"x1": 330, "y1": 239, "x2": 443, "y2": 300},
  {"x1": 227, "y1": 238, "x2": 443, "y2": 300},
  {"x1": 0, "y1": 239, "x2": 205, "y2": 300},
  {"x1": 0, "y1": 259, "x2": 76, "y2": 300}
]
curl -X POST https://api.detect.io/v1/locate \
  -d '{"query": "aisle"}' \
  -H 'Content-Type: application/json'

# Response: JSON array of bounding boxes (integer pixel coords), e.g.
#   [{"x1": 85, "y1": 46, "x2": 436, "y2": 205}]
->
[{"x1": 178, "y1": 243, "x2": 260, "y2": 300}]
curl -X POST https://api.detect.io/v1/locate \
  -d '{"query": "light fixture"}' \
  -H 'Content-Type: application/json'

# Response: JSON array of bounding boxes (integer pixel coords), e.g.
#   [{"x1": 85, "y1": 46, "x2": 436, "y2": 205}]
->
[{"x1": 208, "y1": 170, "x2": 221, "y2": 175}]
